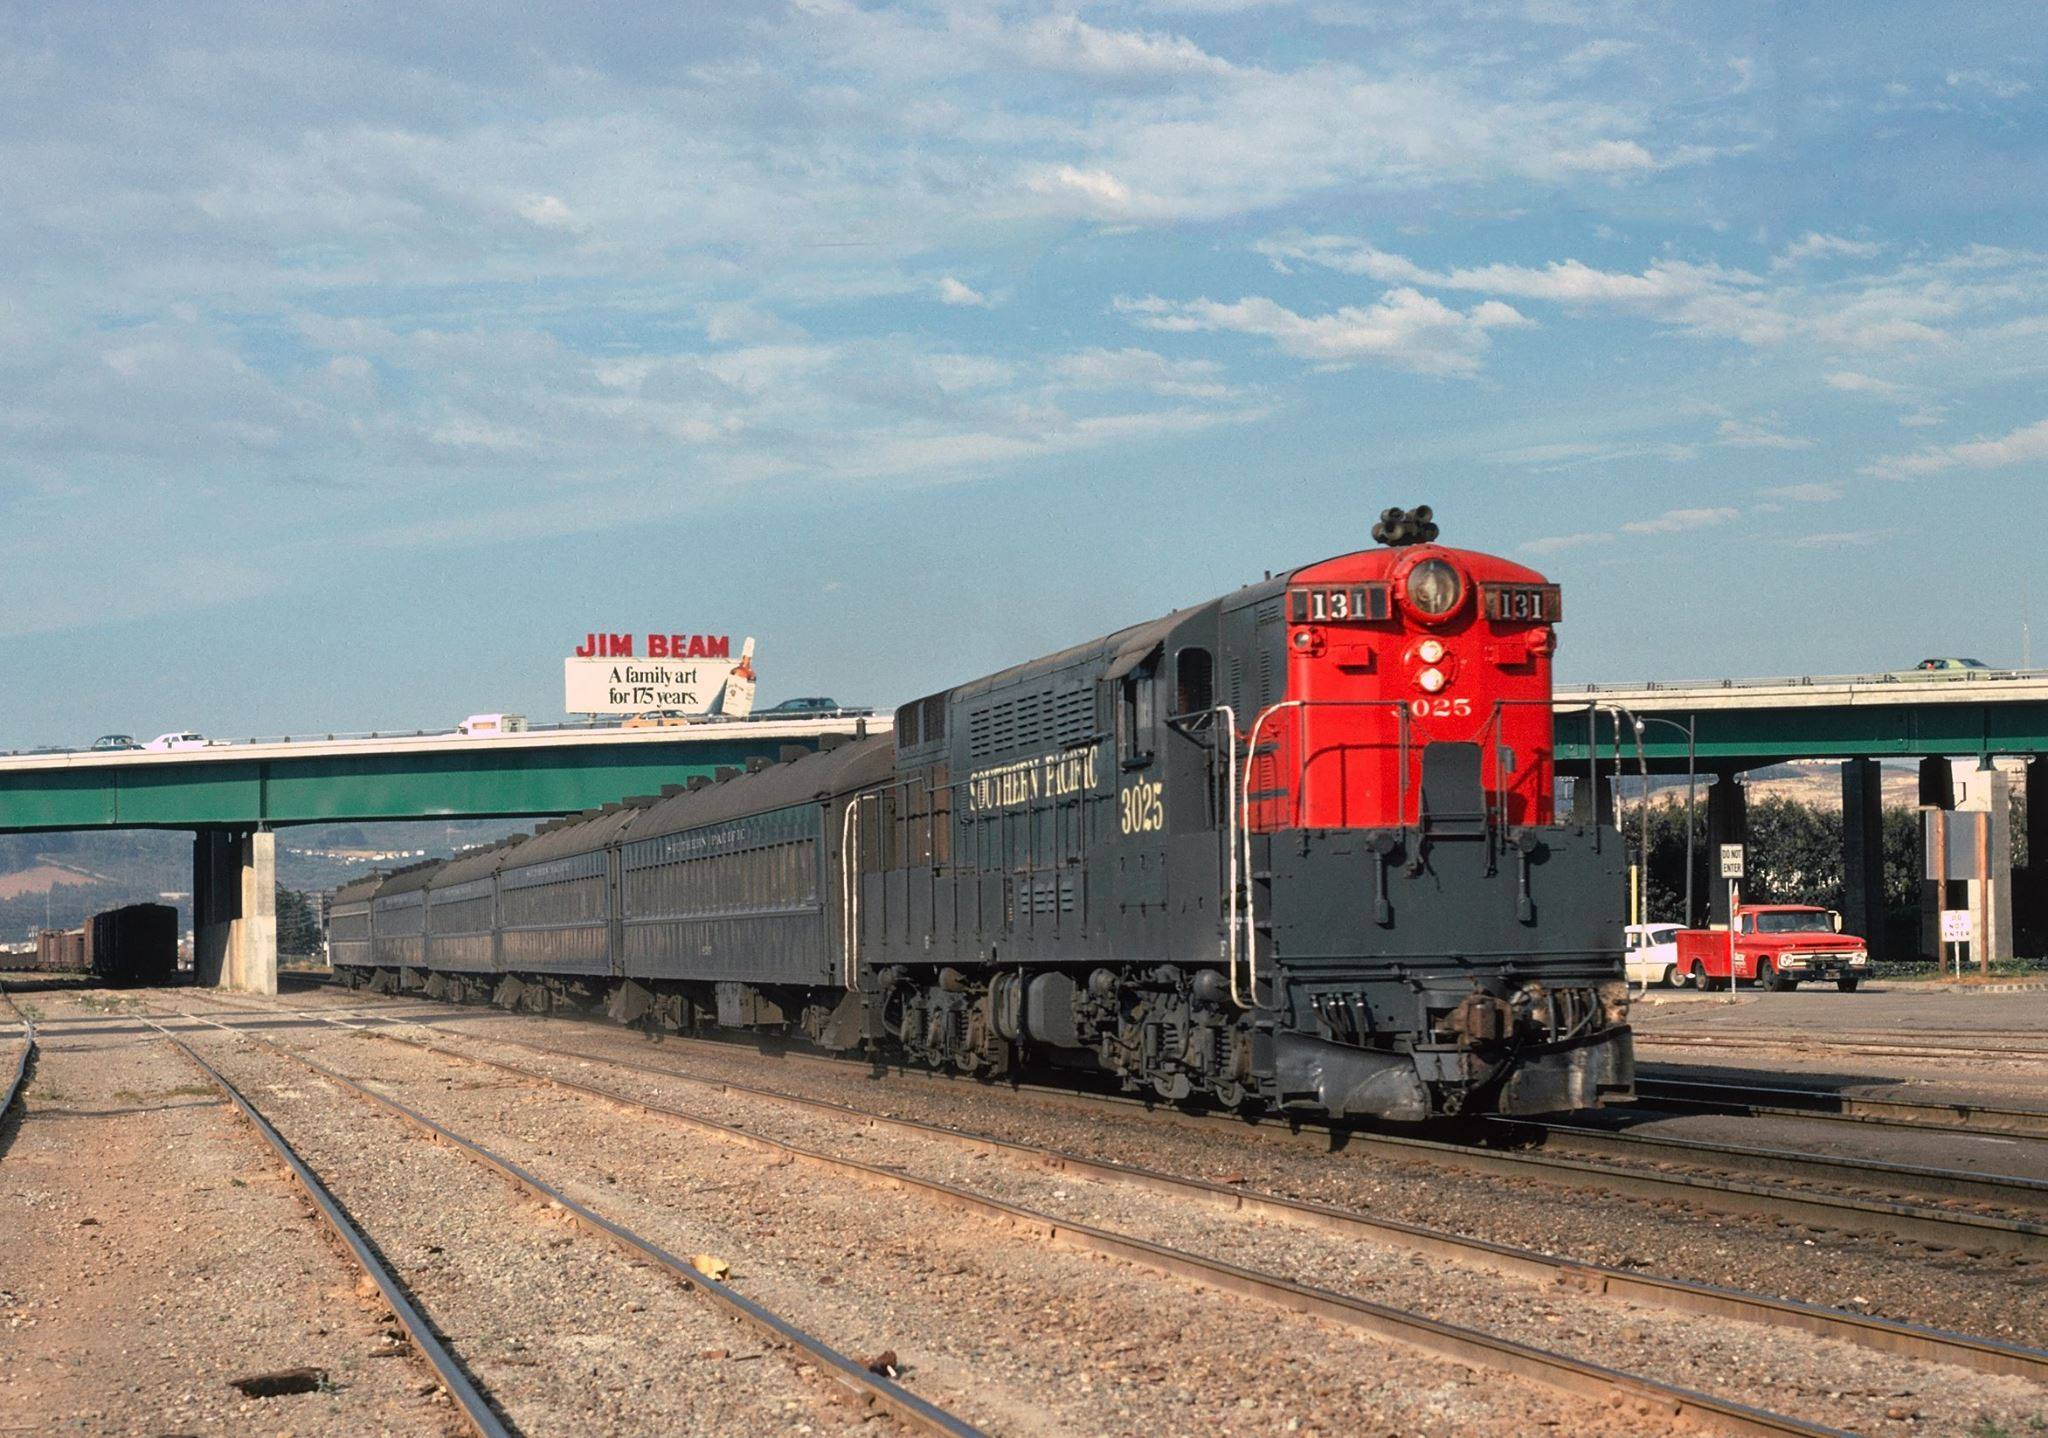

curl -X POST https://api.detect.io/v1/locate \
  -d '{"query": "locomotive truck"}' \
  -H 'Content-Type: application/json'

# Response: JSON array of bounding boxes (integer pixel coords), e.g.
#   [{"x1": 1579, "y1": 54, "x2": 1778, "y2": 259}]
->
[{"x1": 333, "y1": 508, "x2": 1635, "y2": 1121}]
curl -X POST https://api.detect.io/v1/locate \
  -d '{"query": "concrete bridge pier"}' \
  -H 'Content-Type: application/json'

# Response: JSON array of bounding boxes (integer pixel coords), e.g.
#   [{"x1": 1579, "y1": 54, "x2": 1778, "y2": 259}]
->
[
  {"x1": 1706, "y1": 771, "x2": 1747, "y2": 926},
  {"x1": 1841, "y1": 758, "x2": 1889, "y2": 961},
  {"x1": 2020, "y1": 758, "x2": 2045, "y2": 957},
  {"x1": 191, "y1": 828, "x2": 276, "y2": 995}
]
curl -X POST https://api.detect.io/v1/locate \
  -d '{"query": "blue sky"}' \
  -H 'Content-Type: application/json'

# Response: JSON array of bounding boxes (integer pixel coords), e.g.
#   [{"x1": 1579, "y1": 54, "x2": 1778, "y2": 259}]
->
[{"x1": 2, "y1": 1, "x2": 2044, "y2": 744}]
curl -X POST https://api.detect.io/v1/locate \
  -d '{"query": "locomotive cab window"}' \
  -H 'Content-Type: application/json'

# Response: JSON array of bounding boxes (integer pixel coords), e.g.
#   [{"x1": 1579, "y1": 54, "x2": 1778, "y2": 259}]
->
[
  {"x1": 1116, "y1": 665, "x2": 1157, "y2": 769},
  {"x1": 1174, "y1": 647, "x2": 1214, "y2": 718}
]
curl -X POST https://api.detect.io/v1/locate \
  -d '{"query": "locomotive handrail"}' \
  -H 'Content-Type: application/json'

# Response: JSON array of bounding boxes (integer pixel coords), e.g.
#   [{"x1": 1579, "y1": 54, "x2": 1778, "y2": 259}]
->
[
  {"x1": 840, "y1": 792, "x2": 861, "y2": 989},
  {"x1": 1167, "y1": 704, "x2": 1244, "y2": 1008},
  {"x1": 1237, "y1": 698, "x2": 1414, "y2": 1012}
]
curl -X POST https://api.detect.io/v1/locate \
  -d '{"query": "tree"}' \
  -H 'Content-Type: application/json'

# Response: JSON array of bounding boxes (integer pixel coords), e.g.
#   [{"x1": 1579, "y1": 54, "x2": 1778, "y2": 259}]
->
[
  {"x1": 1632, "y1": 792, "x2": 1926, "y2": 938},
  {"x1": 275, "y1": 885, "x2": 322, "y2": 958}
]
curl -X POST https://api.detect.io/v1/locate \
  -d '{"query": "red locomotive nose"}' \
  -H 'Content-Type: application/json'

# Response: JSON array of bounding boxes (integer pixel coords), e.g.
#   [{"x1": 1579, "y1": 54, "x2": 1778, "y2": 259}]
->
[{"x1": 1261, "y1": 540, "x2": 1562, "y2": 833}]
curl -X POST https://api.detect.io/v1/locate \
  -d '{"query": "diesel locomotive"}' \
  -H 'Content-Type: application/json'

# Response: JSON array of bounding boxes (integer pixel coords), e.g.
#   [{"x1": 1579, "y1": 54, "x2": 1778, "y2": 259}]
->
[{"x1": 332, "y1": 509, "x2": 1634, "y2": 1120}]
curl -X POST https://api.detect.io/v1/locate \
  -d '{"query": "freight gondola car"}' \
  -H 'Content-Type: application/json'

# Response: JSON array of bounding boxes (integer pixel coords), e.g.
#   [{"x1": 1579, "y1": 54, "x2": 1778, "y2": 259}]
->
[
  {"x1": 83, "y1": 903, "x2": 177, "y2": 985},
  {"x1": 334, "y1": 509, "x2": 1633, "y2": 1120}
]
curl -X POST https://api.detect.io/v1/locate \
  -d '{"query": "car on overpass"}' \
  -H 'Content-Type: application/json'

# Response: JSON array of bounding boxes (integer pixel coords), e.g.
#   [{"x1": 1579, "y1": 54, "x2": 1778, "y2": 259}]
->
[
  {"x1": 1906, "y1": 657, "x2": 1992, "y2": 675},
  {"x1": 142, "y1": 731, "x2": 211, "y2": 751},
  {"x1": 620, "y1": 710, "x2": 701, "y2": 729},
  {"x1": 755, "y1": 697, "x2": 875, "y2": 717},
  {"x1": 89, "y1": 734, "x2": 141, "y2": 751}
]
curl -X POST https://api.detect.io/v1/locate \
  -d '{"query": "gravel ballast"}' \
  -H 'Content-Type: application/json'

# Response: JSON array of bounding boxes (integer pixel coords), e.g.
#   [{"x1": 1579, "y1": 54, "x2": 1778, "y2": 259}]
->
[
  {"x1": 235, "y1": 1021, "x2": 1674, "y2": 1438},
  {"x1": 307, "y1": 1019, "x2": 2048, "y2": 1438}
]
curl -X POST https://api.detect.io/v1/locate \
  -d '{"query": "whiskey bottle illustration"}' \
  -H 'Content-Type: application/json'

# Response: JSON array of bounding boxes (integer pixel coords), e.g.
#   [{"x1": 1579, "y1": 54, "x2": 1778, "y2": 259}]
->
[{"x1": 718, "y1": 636, "x2": 758, "y2": 718}]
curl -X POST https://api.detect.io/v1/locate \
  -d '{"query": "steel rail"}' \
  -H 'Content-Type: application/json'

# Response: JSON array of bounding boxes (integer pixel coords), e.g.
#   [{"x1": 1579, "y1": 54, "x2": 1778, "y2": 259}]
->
[
  {"x1": 140, "y1": 1019, "x2": 514, "y2": 1438},
  {"x1": 1634, "y1": 1075, "x2": 2048, "y2": 1141},
  {"x1": 0, "y1": 990, "x2": 37, "y2": 1150},
  {"x1": 172, "y1": 1012, "x2": 986, "y2": 1438},
  {"x1": 1641, "y1": 1031, "x2": 2048, "y2": 1062},
  {"x1": 257, "y1": 1015, "x2": 1851, "y2": 1438},
  {"x1": 324, "y1": 1011, "x2": 2048, "y2": 1387},
  {"x1": 1487, "y1": 1116, "x2": 2048, "y2": 1210},
  {"x1": 263, "y1": 986, "x2": 2048, "y2": 1256}
]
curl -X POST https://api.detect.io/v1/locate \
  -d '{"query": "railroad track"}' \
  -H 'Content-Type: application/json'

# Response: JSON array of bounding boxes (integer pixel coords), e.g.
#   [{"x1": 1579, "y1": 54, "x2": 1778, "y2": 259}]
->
[
  {"x1": 143, "y1": 1019, "x2": 514, "y2": 1438},
  {"x1": 290, "y1": 1002, "x2": 2048, "y2": 1393},
  {"x1": 157, "y1": 1008, "x2": 986, "y2": 1438},
  {"x1": 1, "y1": 988, "x2": 37, "y2": 1153},
  {"x1": 1641, "y1": 1030, "x2": 2048, "y2": 1063},
  {"x1": 1488, "y1": 1115, "x2": 2048, "y2": 1211},
  {"x1": 186, "y1": 1004, "x2": 1877, "y2": 1438},
  {"x1": 242, "y1": 986, "x2": 2048, "y2": 1262},
  {"x1": 1635, "y1": 1074, "x2": 2048, "y2": 1142}
]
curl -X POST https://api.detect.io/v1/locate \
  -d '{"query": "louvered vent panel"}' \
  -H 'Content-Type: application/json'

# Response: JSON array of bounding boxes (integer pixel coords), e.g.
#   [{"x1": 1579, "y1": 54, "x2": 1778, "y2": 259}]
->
[{"x1": 1054, "y1": 689, "x2": 1092, "y2": 745}]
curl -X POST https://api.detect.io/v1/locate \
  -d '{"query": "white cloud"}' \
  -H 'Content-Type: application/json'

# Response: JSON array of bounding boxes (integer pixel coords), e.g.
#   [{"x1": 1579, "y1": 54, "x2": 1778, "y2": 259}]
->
[
  {"x1": 1761, "y1": 482, "x2": 1843, "y2": 503},
  {"x1": 1824, "y1": 370, "x2": 1906, "y2": 400},
  {"x1": 1621, "y1": 505, "x2": 1739, "y2": 535},
  {"x1": 1012, "y1": 15, "x2": 1235, "y2": 79},
  {"x1": 1789, "y1": 529, "x2": 1894, "y2": 549},
  {"x1": 1715, "y1": 418, "x2": 1816, "y2": 451},
  {"x1": 936, "y1": 277, "x2": 992, "y2": 307},
  {"x1": 1025, "y1": 164, "x2": 1140, "y2": 216},
  {"x1": 1051, "y1": 347, "x2": 1234, "y2": 398},
  {"x1": 1774, "y1": 232, "x2": 1882, "y2": 268},
  {"x1": 1864, "y1": 418, "x2": 2048, "y2": 479},
  {"x1": 1488, "y1": 439, "x2": 1697, "y2": 469},
  {"x1": 1545, "y1": 139, "x2": 1656, "y2": 173},
  {"x1": 1946, "y1": 70, "x2": 2033, "y2": 100},
  {"x1": 1260, "y1": 235, "x2": 2048, "y2": 360},
  {"x1": 517, "y1": 194, "x2": 581, "y2": 231},
  {"x1": 1117, "y1": 289, "x2": 1529, "y2": 376},
  {"x1": 1258, "y1": 234, "x2": 1792, "y2": 345}
]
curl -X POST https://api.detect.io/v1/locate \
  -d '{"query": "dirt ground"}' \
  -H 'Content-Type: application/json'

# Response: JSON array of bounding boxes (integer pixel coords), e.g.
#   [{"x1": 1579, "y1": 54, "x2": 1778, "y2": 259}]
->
[{"x1": 0, "y1": 985, "x2": 459, "y2": 1437}]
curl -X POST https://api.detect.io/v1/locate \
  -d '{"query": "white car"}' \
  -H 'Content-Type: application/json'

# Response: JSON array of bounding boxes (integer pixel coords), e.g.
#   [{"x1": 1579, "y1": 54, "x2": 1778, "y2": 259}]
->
[
  {"x1": 1625, "y1": 922, "x2": 1684, "y2": 988},
  {"x1": 142, "y1": 731, "x2": 210, "y2": 751}
]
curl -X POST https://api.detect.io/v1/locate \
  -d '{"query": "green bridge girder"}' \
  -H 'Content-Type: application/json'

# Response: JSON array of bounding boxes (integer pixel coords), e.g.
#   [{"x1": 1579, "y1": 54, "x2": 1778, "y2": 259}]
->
[
  {"x1": 0, "y1": 731, "x2": 849, "y2": 834},
  {"x1": 3, "y1": 687, "x2": 2045, "y2": 836},
  {"x1": 1552, "y1": 692, "x2": 2048, "y2": 772}
]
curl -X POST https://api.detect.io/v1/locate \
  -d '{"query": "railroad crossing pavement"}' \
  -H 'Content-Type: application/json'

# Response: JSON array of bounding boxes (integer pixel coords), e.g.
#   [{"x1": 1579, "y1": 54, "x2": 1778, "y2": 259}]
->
[{"x1": 1630, "y1": 981, "x2": 2048, "y2": 1112}]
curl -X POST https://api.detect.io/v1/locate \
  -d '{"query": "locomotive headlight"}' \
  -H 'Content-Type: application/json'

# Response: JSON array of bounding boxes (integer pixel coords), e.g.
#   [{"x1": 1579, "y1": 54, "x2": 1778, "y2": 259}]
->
[
  {"x1": 1405, "y1": 559, "x2": 1464, "y2": 617},
  {"x1": 1417, "y1": 639, "x2": 1445, "y2": 664},
  {"x1": 1418, "y1": 666, "x2": 1446, "y2": 693}
]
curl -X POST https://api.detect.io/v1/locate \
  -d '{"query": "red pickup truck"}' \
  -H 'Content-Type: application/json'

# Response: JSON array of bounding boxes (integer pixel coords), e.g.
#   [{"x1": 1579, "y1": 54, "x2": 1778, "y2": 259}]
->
[{"x1": 1674, "y1": 905, "x2": 1870, "y2": 992}]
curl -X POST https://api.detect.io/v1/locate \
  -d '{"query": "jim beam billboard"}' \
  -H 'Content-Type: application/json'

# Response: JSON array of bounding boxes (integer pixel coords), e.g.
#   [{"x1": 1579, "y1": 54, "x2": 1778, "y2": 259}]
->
[{"x1": 564, "y1": 633, "x2": 757, "y2": 717}]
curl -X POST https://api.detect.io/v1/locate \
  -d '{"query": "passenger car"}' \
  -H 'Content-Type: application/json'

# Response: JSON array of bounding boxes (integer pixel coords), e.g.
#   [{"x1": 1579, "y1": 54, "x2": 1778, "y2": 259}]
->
[
  {"x1": 142, "y1": 732, "x2": 210, "y2": 751},
  {"x1": 89, "y1": 734, "x2": 141, "y2": 751},
  {"x1": 1624, "y1": 922, "x2": 1683, "y2": 988}
]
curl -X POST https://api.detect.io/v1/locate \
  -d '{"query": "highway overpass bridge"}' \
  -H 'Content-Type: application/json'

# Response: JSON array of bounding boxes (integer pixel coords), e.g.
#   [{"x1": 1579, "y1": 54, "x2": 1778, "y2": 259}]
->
[
  {"x1": 1556, "y1": 669, "x2": 2047, "y2": 967},
  {"x1": 0, "y1": 717, "x2": 879, "y2": 994},
  {"x1": 1, "y1": 670, "x2": 2042, "y2": 990}
]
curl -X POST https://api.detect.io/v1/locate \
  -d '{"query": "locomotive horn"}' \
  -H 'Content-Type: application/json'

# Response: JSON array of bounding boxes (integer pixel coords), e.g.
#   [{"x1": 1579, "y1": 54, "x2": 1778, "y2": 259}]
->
[{"x1": 1372, "y1": 505, "x2": 1438, "y2": 548}]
